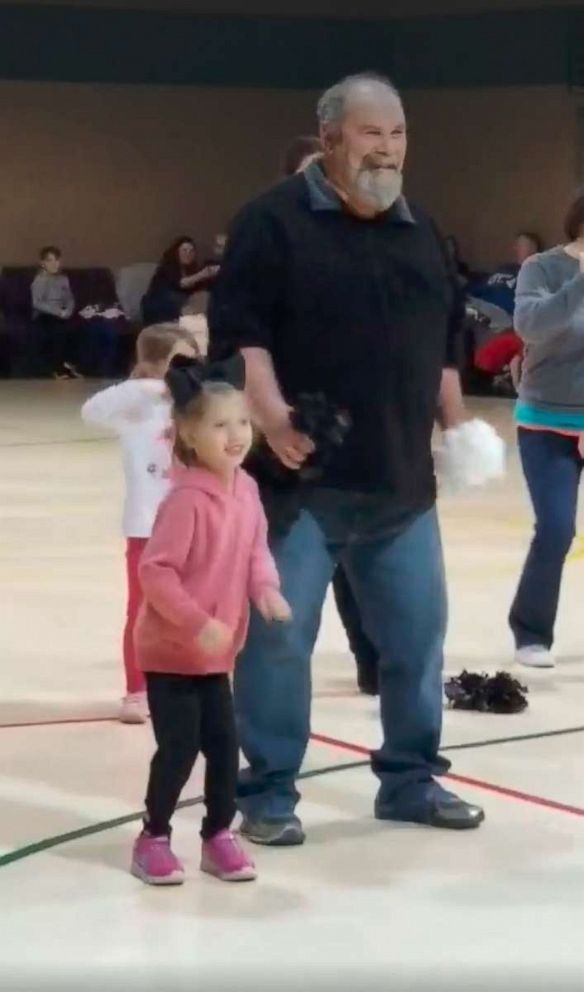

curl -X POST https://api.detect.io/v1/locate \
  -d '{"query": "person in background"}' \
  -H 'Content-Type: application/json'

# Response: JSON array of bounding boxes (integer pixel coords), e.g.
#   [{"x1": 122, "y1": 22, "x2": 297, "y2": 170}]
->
[
  {"x1": 142, "y1": 237, "x2": 219, "y2": 325},
  {"x1": 193, "y1": 233, "x2": 229, "y2": 298},
  {"x1": 472, "y1": 233, "x2": 543, "y2": 396},
  {"x1": 510, "y1": 195, "x2": 584, "y2": 670},
  {"x1": 78, "y1": 300, "x2": 127, "y2": 379},
  {"x1": 282, "y1": 135, "x2": 322, "y2": 177},
  {"x1": 31, "y1": 246, "x2": 79, "y2": 380},
  {"x1": 473, "y1": 232, "x2": 543, "y2": 319},
  {"x1": 444, "y1": 235, "x2": 471, "y2": 289},
  {"x1": 81, "y1": 323, "x2": 197, "y2": 724},
  {"x1": 207, "y1": 233, "x2": 228, "y2": 266}
]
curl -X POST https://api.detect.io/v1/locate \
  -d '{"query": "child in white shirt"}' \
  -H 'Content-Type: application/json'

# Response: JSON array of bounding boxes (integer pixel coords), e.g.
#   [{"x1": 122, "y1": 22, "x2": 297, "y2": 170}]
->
[{"x1": 82, "y1": 323, "x2": 197, "y2": 722}]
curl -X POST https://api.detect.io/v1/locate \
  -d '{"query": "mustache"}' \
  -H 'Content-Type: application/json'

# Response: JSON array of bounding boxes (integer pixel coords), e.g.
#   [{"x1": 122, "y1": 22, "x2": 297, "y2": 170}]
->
[{"x1": 360, "y1": 158, "x2": 399, "y2": 172}]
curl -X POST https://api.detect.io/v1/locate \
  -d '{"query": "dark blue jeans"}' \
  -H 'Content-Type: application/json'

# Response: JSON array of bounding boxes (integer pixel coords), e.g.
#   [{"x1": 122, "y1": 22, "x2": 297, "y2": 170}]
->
[
  {"x1": 80, "y1": 317, "x2": 121, "y2": 378},
  {"x1": 235, "y1": 490, "x2": 450, "y2": 822},
  {"x1": 510, "y1": 429, "x2": 582, "y2": 649}
]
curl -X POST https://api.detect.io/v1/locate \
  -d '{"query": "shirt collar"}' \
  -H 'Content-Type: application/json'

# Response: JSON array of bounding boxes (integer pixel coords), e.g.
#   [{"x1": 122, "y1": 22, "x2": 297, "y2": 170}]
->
[{"x1": 303, "y1": 159, "x2": 416, "y2": 225}]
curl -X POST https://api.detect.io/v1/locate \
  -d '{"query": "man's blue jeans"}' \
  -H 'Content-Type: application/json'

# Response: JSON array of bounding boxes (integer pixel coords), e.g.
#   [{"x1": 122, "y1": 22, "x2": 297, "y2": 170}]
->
[{"x1": 235, "y1": 490, "x2": 450, "y2": 821}]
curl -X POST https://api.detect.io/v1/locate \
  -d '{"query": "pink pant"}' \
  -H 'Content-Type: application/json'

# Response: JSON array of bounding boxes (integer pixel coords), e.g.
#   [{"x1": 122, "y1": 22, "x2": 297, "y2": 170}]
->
[{"x1": 123, "y1": 538, "x2": 148, "y2": 695}]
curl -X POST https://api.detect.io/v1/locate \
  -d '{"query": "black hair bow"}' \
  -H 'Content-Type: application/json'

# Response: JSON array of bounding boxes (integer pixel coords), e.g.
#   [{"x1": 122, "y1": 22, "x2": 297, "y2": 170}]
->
[{"x1": 165, "y1": 352, "x2": 246, "y2": 410}]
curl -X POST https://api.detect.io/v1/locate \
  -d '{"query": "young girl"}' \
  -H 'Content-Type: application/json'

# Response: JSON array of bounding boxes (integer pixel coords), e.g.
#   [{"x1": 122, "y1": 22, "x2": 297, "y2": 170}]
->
[
  {"x1": 81, "y1": 323, "x2": 197, "y2": 723},
  {"x1": 131, "y1": 352, "x2": 290, "y2": 885}
]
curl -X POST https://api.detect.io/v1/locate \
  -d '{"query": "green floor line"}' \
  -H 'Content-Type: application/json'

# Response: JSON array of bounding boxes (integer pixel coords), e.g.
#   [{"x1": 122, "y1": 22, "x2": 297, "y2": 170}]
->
[
  {"x1": 2, "y1": 724, "x2": 584, "y2": 871},
  {"x1": 0, "y1": 759, "x2": 365, "y2": 870}
]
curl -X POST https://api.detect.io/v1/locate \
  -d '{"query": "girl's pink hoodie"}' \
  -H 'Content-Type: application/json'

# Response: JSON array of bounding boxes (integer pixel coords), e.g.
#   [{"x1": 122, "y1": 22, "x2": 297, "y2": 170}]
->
[{"x1": 135, "y1": 466, "x2": 280, "y2": 676}]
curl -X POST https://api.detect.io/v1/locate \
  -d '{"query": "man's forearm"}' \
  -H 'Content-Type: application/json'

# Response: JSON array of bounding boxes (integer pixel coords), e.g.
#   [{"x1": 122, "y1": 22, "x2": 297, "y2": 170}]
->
[
  {"x1": 241, "y1": 347, "x2": 289, "y2": 430},
  {"x1": 437, "y1": 368, "x2": 467, "y2": 430}
]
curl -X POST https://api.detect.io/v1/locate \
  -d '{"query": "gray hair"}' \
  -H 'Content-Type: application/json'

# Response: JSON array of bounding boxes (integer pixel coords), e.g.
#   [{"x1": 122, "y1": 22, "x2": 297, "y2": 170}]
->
[{"x1": 317, "y1": 72, "x2": 401, "y2": 129}]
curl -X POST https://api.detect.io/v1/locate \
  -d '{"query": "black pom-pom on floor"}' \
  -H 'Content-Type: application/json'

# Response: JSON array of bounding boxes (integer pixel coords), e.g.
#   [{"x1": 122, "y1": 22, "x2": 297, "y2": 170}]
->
[{"x1": 444, "y1": 670, "x2": 528, "y2": 714}]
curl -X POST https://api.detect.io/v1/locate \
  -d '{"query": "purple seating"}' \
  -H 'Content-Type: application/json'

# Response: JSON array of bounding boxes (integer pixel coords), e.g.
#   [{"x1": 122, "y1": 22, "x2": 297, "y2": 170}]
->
[{"x1": 0, "y1": 266, "x2": 135, "y2": 377}]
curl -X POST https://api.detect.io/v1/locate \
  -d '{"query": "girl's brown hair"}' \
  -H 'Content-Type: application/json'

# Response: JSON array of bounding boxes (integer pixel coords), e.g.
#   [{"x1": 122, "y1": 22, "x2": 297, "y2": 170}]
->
[{"x1": 131, "y1": 323, "x2": 198, "y2": 379}]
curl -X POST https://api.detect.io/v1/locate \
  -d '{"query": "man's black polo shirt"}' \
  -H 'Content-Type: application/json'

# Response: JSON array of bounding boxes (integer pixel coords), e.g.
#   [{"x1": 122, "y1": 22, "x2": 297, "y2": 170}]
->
[{"x1": 209, "y1": 161, "x2": 462, "y2": 513}]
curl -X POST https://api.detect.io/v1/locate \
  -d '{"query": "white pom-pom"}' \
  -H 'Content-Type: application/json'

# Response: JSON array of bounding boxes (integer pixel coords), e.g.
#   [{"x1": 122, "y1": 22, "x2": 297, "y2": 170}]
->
[{"x1": 436, "y1": 419, "x2": 506, "y2": 492}]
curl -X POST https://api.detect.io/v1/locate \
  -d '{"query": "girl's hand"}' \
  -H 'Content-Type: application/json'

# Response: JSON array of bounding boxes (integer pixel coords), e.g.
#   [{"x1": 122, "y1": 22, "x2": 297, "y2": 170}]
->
[
  {"x1": 257, "y1": 589, "x2": 292, "y2": 624},
  {"x1": 197, "y1": 618, "x2": 233, "y2": 655}
]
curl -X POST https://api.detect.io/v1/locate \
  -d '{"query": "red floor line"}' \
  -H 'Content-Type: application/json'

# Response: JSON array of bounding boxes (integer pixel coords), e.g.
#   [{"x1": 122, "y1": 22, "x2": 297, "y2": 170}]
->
[
  {"x1": 311, "y1": 732, "x2": 370, "y2": 756},
  {"x1": 2, "y1": 722, "x2": 584, "y2": 818},
  {"x1": 309, "y1": 731, "x2": 584, "y2": 818}
]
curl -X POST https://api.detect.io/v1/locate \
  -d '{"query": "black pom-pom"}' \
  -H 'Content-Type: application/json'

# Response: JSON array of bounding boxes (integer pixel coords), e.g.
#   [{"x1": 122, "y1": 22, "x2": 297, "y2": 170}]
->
[
  {"x1": 291, "y1": 393, "x2": 351, "y2": 481},
  {"x1": 444, "y1": 670, "x2": 528, "y2": 714},
  {"x1": 482, "y1": 671, "x2": 529, "y2": 714},
  {"x1": 444, "y1": 670, "x2": 487, "y2": 710},
  {"x1": 247, "y1": 393, "x2": 351, "y2": 489}
]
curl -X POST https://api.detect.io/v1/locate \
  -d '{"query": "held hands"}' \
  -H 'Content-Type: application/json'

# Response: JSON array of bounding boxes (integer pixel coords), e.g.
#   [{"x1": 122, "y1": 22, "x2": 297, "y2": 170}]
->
[
  {"x1": 197, "y1": 618, "x2": 233, "y2": 656},
  {"x1": 257, "y1": 589, "x2": 292, "y2": 624},
  {"x1": 264, "y1": 412, "x2": 315, "y2": 471}
]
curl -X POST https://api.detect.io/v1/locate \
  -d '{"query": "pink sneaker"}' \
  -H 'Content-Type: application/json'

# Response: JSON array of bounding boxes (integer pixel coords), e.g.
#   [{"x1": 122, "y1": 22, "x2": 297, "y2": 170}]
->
[
  {"x1": 120, "y1": 692, "x2": 148, "y2": 724},
  {"x1": 131, "y1": 831, "x2": 185, "y2": 885},
  {"x1": 201, "y1": 830, "x2": 257, "y2": 882}
]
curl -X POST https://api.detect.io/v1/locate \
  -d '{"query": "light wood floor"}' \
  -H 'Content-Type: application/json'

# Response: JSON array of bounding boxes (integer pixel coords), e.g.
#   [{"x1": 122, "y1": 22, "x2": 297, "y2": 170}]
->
[{"x1": 1, "y1": 381, "x2": 583, "y2": 991}]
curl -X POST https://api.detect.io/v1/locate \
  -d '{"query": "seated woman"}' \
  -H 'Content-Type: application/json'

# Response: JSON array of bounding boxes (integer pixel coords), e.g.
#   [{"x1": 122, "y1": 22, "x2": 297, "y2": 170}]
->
[
  {"x1": 141, "y1": 237, "x2": 218, "y2": 325},
  {"x1": 471, "y1": 234, "x2": 543, "y2": 397},
  {"x1": 471, "y1": 231, "x2": 543, "y2": 320},
  {"x1": 182, "y1": 233, "x2": 229, "y2": 316},
  {"x1": 31, "y1": 245, "x2": 81, "y2": 379}
]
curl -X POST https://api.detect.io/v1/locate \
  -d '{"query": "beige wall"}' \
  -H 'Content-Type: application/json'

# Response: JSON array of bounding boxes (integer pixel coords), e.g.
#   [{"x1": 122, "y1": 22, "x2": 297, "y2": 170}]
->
[
  {"x1": 0, "y1": 81, "x2": 578, "y2": 270},
  {"x1": 0, "y1": 81, "x2": 316, "y2": 267},
  {"x1": 405, "y1": 86, "x2": 578, "y2": 269}
]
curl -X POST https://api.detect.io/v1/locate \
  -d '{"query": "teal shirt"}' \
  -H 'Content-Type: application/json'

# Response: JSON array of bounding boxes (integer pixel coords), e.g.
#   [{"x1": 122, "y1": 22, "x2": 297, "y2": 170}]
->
[{"x1": 515, "y1": 400, "x2": 584, "y2": 432}]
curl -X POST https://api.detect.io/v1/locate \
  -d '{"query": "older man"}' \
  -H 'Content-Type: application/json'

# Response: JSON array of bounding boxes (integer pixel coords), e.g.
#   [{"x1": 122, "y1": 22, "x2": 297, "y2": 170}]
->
[{"x1": 209, "y1": 72, "x2": 484, "y2": 845}]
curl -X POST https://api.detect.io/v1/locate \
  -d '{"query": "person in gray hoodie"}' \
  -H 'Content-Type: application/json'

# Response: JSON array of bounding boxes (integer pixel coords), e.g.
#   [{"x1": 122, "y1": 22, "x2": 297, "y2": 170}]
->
[
  {"x1": 31, "y1": 246, "x2": 79, "y2": 379},
  {"x1": 510, "y1": 193, "x2": 584, "y2": 669}
]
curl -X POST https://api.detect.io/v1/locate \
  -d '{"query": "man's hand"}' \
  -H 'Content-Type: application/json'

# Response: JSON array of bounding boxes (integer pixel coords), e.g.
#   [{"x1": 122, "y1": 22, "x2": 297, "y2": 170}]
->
[{"x1": 264, "y1": 413, "x2": 315, "y2": 470}]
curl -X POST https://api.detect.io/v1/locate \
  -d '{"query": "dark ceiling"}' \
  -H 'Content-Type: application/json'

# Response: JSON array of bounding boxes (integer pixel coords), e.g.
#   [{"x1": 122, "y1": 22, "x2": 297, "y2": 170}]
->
[{"x1": 4, "y1": 0, "x2": 584, "y2": 17}]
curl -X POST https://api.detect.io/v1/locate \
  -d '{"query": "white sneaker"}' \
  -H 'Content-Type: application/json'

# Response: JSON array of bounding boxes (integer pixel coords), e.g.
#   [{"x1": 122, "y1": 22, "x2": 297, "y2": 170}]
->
[
  {"x1": 120, "y1": 692, "x2": 148, "y2": 724},
  {"x1": 514, "y1": 646, "x2": 555, "y2": 669}
]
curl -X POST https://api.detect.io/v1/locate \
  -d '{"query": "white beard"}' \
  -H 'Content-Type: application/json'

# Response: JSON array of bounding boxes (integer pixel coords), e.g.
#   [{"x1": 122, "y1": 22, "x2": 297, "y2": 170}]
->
[{"x1": 354, "y1": 168, "x2": 403, "y2": 211}]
